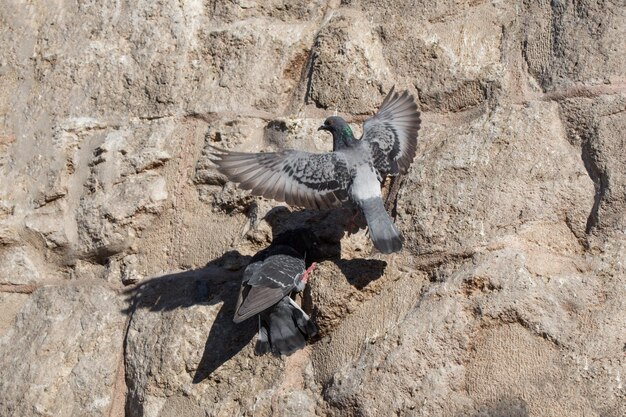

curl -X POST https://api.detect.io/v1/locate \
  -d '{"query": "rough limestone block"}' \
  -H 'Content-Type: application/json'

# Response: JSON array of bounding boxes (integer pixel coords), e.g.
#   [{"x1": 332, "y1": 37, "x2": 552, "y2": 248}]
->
[
  {"x1": 399, "y1": 101, "x2": 594, "y2": 254},
  {"x1": 0, "y1": 284, "x2": 126, "y2": 417}
]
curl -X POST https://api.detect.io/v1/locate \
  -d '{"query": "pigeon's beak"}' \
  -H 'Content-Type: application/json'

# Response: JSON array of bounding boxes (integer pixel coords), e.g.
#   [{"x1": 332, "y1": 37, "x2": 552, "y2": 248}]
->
[{"x1": 318, "y1": 125, "x2": 329, "y2": 131}]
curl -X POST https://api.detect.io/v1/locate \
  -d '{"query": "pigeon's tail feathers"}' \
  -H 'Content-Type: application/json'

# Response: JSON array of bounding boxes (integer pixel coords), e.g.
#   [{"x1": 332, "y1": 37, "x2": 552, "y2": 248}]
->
[
  {"x1": 288, "y1": 297, "x2": 317, "y2": 337},
  {"x1": 360, "y1": 197, "x2": 402, "y2": 254},
  {"x1": 254, "y1": 317, "x2": 271, "y2": 356},
  {"x1": 259, "y1": 297, "x2": 317, "y2": 356}
]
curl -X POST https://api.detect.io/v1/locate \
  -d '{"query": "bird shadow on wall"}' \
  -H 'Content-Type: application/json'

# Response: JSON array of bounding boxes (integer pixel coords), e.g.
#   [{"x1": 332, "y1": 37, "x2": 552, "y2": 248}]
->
[
  {"x1": 122, "y1": 250, "x2": 257, "y2": 384},
  {"x1": 264, "y1": 205, "x2": 387, "y2": 289},
  {"x1": 122, "y1": 206, "x2": 389, "y2": 384},
  {"x1": 333, "y1": 258, "x2": 387, "y2": 290}
]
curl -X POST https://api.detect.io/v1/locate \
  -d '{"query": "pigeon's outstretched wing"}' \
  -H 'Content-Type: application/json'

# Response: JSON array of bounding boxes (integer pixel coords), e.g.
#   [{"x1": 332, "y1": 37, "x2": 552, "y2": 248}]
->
[
  {"x1": 210, "y1": 146, "x2": 352, "y2": 209},
  {"x1": 233, "y1": 253, "x2": 304, "y2": 323},
  {"x1": 361, "y1": 87, "x2": 421, "y2": 175}
]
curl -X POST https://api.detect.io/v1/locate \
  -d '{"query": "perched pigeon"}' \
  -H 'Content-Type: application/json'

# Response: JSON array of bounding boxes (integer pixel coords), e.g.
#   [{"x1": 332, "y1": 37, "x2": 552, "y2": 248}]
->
[
  {"x1": 234, "y1": 229, "x2": 320, "y2": 356},
  {"x1": 210, "y1": 87, "x2": 421, "y2": 253}
]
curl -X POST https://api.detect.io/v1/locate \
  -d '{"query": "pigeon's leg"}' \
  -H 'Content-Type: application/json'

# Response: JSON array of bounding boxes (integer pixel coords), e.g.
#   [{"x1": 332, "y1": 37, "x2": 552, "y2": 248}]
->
[{"x1": 382, "y1": 175, "x2": 404, "y2": 220}]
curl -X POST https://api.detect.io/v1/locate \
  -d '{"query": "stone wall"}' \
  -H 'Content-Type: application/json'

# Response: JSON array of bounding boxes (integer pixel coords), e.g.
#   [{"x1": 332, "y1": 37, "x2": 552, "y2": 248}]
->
[{"x1": 0, "y1": 1, "x2": 624, "y2": 416}]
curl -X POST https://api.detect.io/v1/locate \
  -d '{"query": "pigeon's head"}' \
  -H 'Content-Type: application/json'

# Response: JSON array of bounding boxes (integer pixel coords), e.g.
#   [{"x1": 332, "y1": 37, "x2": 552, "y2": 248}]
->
[
  {"x1": 318, "y1": 116, "x2": 348, "y2": 133},
  {"x1": 318, "y1": 116, "x2": 355, "y2": 149}
]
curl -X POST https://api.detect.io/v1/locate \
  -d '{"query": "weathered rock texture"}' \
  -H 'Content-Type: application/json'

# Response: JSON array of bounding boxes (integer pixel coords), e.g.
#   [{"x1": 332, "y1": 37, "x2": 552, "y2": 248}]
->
[{"x1": 0, "y1": 1, "x2": 624, "y2": 416}]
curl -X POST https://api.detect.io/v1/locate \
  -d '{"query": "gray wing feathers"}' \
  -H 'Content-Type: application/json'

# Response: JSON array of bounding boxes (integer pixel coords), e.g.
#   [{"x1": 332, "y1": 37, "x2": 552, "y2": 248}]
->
[
  {"x1": 246, "y1": 255, "x2": 304, "y2": 288},
  {"x1": 209, "y1": 145, "x2": 349, "y2": 209},
  {"x1": 234, "y1": 286, "x2": 287, "y2": 323},
  {"x1": 234, "y1": 254, "x2": 305, "y2": 323},
  {"x1": 362, "y1": 87, "x2": 421, "y2": 175}
]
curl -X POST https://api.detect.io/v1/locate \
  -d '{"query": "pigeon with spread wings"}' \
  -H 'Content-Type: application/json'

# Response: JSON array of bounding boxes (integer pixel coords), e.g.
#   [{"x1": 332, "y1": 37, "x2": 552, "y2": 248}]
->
[
  {"x1": 210, "y1": 87, "x2": 421, "y2": 253},
  {"x1": 234, "y1": 229, "x2": 319, "y2": 356}
]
